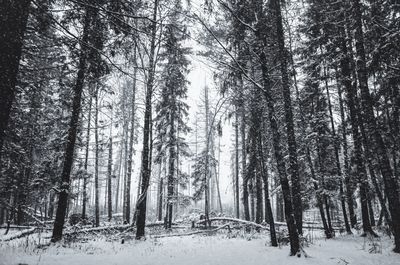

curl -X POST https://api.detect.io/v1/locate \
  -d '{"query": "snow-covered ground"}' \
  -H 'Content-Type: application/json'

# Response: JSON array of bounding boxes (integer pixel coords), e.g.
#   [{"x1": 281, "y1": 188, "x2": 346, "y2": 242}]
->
[{"x1": 1, "y1": 230, "x2": 398, "y2": 265}]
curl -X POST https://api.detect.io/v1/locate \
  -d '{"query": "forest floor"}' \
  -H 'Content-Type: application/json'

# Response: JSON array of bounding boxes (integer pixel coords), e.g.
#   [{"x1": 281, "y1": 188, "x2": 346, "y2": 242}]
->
[{"x1": 1, "y1": 227, "x2": 399, "y2": 265}]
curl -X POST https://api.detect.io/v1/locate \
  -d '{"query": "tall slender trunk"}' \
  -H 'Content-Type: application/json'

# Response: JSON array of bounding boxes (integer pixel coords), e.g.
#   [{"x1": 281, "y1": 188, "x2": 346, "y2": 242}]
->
[
  {"x1": 260, "y1": 49, "x2": 299, "y2": 255},
  {"x1": 176, "y1": 115, "x2": 180, "y2": 216},
  {"x1": 271, "y1": 0, "x2": 302, "y2": 235},
  {"x1": 166, "y1": 97, "x2": 176, "y2": 229},
  {"x1": 324, "y1": 66, "x2": 351, "y2": 233},
  {"x1": 107, "y1": 126, "x2": 113, "y2": 222},
  {"x1": 249, "y1": 179, "x2": 255, "y2": 221},
  {"x1": 94, "y1": 85, "x2": 100, "y2": 227},
  {"x1": 135, "y1": 0, "x2": 158, "y2": 239},
  {"x1": 336, "y1": 68, "x2": 357, "y2": 229},
  {"x1": 390, "y1": 85, "x2": 400, "y2": 181},
  {"x1": 115, "y1": 119, "x2": 125, "y2": 212},
  {"x1": 0, "y1": 0, "x2": 31, "y2": 159},
  {"x1": 157, "y1": 163, "x2": 163, "y2": 221},
  {"x1": 339, "y1": 27, "x2": 374, "y2": 235},
  {"x1": 204, "y1": 84, "x2": 211, "y2": 226},
  {"x1": 240, "y1": 88, "x2": 249, "y2": 221},
  {"x1": 124, "y1": 64, "x2": 137, "y2": 224},
  {"x1": 245, "y1": 133, "x2": 256, "y2": 223},
  {"x1": 258, "y1": 131, "x2": 277, "y2": 246},
  {"x1": 122, "y1": 97, "x2": 129, "y2": 220},
  {"x1": 353, "y1": 1, "x2": 399, "y2": 244},
  {"x1": 307, "y1": 138, "x2": 331, "y2": 237},
  {"x1": 234, "y1": 106, "x2": 240, "y2": 218},
  {"x1": 255, "y1": 171, "x2": 263, "y2": 224},
  {"x1": 368, "y1": 198, "x2": 376, "y2": 226},
  {"x1": 52, "y1": 5, "x2": 96, "y2": 242},
  {"x1": 358, "y1": 109, "x2": 391, "y2": 227},
  {"x1": 82, "y1": 95, "x2": 92, "y2": 219},
  {"x1": 216, "y1": 135, "x2": 223, "y2": 213}
]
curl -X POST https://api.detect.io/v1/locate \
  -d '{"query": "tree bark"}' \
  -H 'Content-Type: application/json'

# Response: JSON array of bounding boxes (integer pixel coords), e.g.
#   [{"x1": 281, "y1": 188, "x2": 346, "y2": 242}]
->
[
  {"x1": 124, "y1": 67, "x2": 137, "y2": 224},
  {"x1": 271, "y1": 0, "x2": 302, "y2": 236},
  {"x1": 51, "y1": 5, "x2": 96, "y2": 242},
  {"x1": 107, "y1": 130, "x2": 113, "y2": 222},
  {"x1": 234, "y1": 106, "x2": 240, "y2": 219},
  {"x1": 0, "y1": 0, "x2": 31, "y2": 160},
  {"x1": 157, "y1": 172, "x2": 163, "y2": 222},
  {"x1": 135, "y1": 0, "x2": 158, "y2": 239},
  {"x1": 324, "y1": 66, "x2": 351, "y2": 234},
  {"x1": 166, "y1": 94, "x2": 176, "y2": 229},
  {"x1": 216, "y1": 135, "x2": 223, "y2": 213},
  {"x1": 339, "y1": 26, "x2": 374, "y2": 236},
  {"x1": 240, "y1": 88, "x2": 249, "y2": 221},
  {"x1": 82, "y1": 95, "x2": 92, "y2": 220},
  {"x1": 260, "y1": 49, "x2": 299, "y2": 255},
  {"x1": 204, "y1": 84, "x2": 211, "y2": 226},
  {"x1": 258, "y1": 132, "x2": 277, "y2": 246},
  {"x1": 94, "y1": 85, "x2": 100, "y2": 227},
  {"x1": 352, "y1": 0, "x2": 399, "y2": 244},
  {"x1": 336, "y1": 68, "x2": 357, "y2": 229}
]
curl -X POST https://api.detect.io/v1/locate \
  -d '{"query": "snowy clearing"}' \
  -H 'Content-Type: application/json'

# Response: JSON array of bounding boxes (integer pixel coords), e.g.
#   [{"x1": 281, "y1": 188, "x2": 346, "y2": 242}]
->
[{"x1": 1, "y1": 232, "x2": 398, "y2": 265}]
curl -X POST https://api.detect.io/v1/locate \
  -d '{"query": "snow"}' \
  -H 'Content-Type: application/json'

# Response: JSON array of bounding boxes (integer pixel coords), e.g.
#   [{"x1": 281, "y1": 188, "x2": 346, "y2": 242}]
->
[{"x1": 1, "y1": 231, "x2": 399, "y2": 265}]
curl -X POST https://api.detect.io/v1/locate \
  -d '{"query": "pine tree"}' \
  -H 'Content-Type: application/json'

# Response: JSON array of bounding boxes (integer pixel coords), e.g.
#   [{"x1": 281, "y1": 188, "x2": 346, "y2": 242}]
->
[{"x1": 154, "y1": 2, "x2": 191, "y2": 228}]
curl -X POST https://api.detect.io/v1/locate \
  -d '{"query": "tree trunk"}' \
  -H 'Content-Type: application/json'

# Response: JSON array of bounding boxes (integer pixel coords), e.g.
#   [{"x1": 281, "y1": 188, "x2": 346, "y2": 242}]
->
[
  {"x1": 166, "y1": 95, "x2": 176, "y2": 229},
  {"x1": 122, "y1": 94, "x2": 129, "y2": 219},
  {"x1": 271, "y1": 0, "x2": 302, "y2": 236},
  {"x1": 336, "y1": 68, "x2": 357, "y2": 229},
  {"x1": 352, "y1": 0, "x2": 398, "y2": 243},
  {"x1": 306, "y1": 135, "x2": 333, "y2": 239},
  {"x1": 51, "y1": 5, "x2": 96, "y2": 241},
  {"x1": 204, "y1": 84, "x2": 211, "y2": 227},
  {"x1": 234, "y1": 106, "x2": 240, "y2": 219},
  {"x1": 216, "y1": 135, "x2": 223, "y2": 213},
  {"x1": 107, "y1": 130, "x2": 113, "y2": 222},
  {"x1": 240, "y1": 88, "x2": 249, "y2": 221},
  {"x1": 82, "y1": 95, "x2": 92, "y2": 220},
  {"x1": 0, "y1": 0, "x2": 31, "y2": 159},
  {"x1": 124, "y1": 66, "x2": 137, "y2": 224},
  {"x1": 255, "y1": 171, "x2": 263, "y2": 224},
  {"x1": 135, "y1": 0, "x2": 158, "y2": 239},
  {"x1": 258, "y1": 133, "x2": 277, "y2": 246},
  {"x1": 94, "y1": 84, "x2": 100, "y2": 227},
  {"x1": 157, "y1": 172, "x2": 163, "y2": 222},
  {"x1": 317, "y1": 186, "x2": 332, "y2": 239},
  {"x1": 368, "y1": 197, "x2": 376, "y2": 226},
  {"x1": 324, "y1": 66, "x2": 351, "y2": 234},
  {"x1": 249, "y1": 179, "x2": 255, "y2": 221},
  {"x1": 339, "y1": 28, "x2": 374, "y2": 236},
  {"x1": 260, "y1": 49, "x2": 299, "y2": 255}
]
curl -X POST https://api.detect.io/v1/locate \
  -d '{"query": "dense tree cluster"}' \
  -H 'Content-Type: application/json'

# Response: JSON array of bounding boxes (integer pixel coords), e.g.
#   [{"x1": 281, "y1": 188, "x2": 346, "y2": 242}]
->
[{"x1": 0, "y1": 0, "x2": 399, "y2": 256}]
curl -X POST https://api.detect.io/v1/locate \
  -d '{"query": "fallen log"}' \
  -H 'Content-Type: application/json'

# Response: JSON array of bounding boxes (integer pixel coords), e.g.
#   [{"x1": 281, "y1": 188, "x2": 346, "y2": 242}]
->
[
  {"x1": 153, "y1": 224, "x2": 232, "y2": 238},
  {"x1": 274, "y1": 221, "x2": 341, "y2": 230},
  {"x1": 0, "y1": 225, "x2": 34, "y2": 230},
  {"x1": 196, "y1": 217, "x2": 269, "y2": 230},
  {"x1": 61, "y1": 224, "x2": 132, "y2": 238},
  {"x1": 1, "y1": 228, "x2": 37, "y2": 242}
]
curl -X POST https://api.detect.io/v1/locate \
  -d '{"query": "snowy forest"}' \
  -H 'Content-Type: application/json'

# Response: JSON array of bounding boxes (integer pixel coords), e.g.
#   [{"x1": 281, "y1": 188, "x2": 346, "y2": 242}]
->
[{"x1": 0, "y1": 0, "x2": 400, "y2": 264}]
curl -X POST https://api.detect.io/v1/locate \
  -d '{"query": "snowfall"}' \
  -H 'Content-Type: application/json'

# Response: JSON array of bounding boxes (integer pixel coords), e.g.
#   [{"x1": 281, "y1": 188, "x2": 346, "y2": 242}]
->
[{"x1": 1, "y1": 227, "x2": 399, "y2": 265}]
